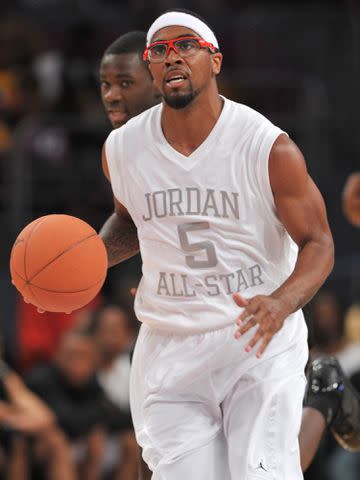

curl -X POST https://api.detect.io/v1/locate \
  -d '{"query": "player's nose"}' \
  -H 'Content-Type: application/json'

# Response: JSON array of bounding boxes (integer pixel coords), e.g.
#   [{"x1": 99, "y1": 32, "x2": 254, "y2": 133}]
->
[
  {"x1": 103, "y1": 85, "x2": 123, "y2": 102},
  {"x1": 164, "y1": 47, "x2": 183, "y2": 66}
]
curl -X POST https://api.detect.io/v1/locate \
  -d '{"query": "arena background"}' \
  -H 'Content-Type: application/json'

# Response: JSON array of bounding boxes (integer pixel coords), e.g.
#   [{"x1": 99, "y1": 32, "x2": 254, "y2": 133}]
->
[{"x1": 0, "y1": 1, "x2": 359, "y2": 479}]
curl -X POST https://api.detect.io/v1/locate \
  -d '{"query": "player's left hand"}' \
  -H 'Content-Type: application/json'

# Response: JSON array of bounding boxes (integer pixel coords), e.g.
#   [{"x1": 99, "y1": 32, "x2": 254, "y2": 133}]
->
[{"x1": 233, "y1": 292, "x2": 292, "y2": 358}]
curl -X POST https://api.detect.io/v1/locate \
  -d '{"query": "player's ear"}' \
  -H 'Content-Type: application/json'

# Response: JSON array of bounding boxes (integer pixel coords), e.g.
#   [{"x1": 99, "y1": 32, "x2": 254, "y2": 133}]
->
[{"x1": 211, "y1": 52, "x2": 222, "y2": 76}]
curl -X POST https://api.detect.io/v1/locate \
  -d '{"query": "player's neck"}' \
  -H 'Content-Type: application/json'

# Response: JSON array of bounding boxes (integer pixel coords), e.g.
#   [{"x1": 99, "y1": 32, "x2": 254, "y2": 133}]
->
[{"x1": 161, "y1": 88, "x2": 223, "y2": 157}]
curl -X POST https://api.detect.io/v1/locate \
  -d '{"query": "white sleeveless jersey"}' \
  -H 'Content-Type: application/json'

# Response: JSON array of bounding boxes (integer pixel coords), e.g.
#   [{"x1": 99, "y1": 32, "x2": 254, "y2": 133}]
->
[{"x1": 106, "y1": 97, "x2": 307, "y2": 337}]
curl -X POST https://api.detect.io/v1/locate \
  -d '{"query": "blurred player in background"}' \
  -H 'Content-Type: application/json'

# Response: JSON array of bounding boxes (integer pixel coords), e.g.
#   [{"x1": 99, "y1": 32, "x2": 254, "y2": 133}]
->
[
  {"x1": 100, "y1": 31, "x2": 161, "y2": 130},
  {"x1": 99, "y1": 31, "x2": 160, "y2": 480},
  {"x1": 99, "y1": 21, "x2": 360, "y2": 479}
]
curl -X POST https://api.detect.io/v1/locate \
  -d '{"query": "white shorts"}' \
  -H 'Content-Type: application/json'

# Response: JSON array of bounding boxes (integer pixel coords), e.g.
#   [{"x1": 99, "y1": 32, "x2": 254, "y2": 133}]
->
[{"x1": 130, "y1": 321, "x2": 308, "y2": 480}]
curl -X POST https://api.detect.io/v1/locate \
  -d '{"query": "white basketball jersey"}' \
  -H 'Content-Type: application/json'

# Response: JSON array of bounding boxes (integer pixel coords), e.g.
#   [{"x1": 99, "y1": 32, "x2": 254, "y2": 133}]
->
[{"x1": 105, "y1": 97, "x2": 306, "y2": 336}]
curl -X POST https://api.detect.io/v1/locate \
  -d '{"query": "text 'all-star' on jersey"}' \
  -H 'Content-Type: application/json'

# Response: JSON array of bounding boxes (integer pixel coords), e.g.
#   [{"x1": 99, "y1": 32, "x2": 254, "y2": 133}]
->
[{"x1": 105, "y1": 97, "x2": 307, "y2": 337}]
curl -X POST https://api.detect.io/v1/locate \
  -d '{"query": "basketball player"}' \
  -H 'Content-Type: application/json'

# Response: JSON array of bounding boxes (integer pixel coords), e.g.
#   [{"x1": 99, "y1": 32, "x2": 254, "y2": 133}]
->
[
  {"x1": 99, "y1": 21, "x2": 359, "y2": 477},
  {"x1": 100, "y1": 31, "x2": 161, "y2": 129}
]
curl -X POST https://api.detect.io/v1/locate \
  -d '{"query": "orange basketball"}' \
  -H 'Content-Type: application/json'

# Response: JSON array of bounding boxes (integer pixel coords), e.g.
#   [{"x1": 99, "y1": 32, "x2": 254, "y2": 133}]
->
[{"x1": 10, "y1": 215, "x2": 108, "y2": 313}]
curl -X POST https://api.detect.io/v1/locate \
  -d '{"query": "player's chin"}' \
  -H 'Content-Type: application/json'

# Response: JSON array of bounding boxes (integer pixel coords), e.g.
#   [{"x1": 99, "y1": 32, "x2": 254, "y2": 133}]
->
[
  {"x1": 164, "y1": 91, "x2": 195, "y2": 110},
  {"x1": 108, "y1": 111, "x2": 129, "y2": 128},
  {"x1": 110, "y1": 119, "x2": 127, "y2": 129},
  {"x1": 111, "y1": 121, "x2": 126, "y2": 128},
  {"x1": 163, "y1": 79, "x2": 189, "y2": 93}
]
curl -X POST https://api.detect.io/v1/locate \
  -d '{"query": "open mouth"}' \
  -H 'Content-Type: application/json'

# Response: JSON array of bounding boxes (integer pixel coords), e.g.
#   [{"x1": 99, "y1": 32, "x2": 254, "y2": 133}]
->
[
  {"x1": 166, "y1": 75, "x2": 186, "y2": 85},
  {"x1": 108, "y1": 111, "x2": 128, "y2": 124},
  {"x1": 165, "y1": 71, "x2": 188, "y2": 88}
]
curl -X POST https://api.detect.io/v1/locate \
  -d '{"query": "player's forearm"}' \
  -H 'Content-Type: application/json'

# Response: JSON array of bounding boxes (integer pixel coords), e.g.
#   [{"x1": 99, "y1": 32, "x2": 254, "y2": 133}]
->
[
  {"x1": 271, "y1": 235, "x2": 334, "y2": 313},
  {"x1": 100, "y1": 212, "x2": 139, "y2": 267}
]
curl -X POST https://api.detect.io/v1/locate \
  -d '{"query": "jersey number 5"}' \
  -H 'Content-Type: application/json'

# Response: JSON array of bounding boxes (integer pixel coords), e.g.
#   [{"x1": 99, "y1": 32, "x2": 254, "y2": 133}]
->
[{"x1": 177, "y1": 222, "x2": 218, "y2": 269}]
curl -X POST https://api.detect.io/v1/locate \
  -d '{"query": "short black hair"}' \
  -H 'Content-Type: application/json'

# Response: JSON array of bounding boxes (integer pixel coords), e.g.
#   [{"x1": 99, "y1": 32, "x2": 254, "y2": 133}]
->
[{"x1": 103, "y1": 31, "x2": 147, "y2": 57}]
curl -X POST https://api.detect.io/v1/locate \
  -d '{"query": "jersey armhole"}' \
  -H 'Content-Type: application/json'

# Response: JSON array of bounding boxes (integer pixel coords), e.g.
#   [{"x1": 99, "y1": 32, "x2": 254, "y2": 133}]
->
[
  {"x1": 256, "y1": 126, "x2": 288, "y2": 228},
  {"x1": 105, "y1": 129, "x2": 130, "y2": 210}
]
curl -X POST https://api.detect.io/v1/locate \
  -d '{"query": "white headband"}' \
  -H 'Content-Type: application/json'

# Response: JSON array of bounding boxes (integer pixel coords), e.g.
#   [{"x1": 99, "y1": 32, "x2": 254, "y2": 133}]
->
[{"x1": 146, "y1": 11, "x2": 219, "y2": 49}]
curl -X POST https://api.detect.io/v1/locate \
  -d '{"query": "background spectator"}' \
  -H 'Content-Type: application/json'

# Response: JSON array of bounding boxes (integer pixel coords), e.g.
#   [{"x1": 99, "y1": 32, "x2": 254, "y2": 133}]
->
[
  {"x1": 0, "y1": 356, "x2": 76, "y2": 480},
  {"x1": 26, "y1": 328, "x2": 134, "y2": 479},
  {"x1": 305, "y1": 291, "x2": 360, "y2": 480},
  {"x1": 91, "y1": 304, "x2": 138, "y2": 480}
]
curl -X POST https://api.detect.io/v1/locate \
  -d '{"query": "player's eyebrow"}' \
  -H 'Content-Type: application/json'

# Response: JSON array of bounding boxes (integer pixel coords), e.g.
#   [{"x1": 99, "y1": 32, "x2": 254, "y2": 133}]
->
[
  {"x1": 151, "y1": 32, "x2": 198, "y2": 43},
  {"x1": 99, "y1": 73, "x2": 134, "y2": 79},
  {"x1": 115, "y1": 73, "x2": 134, "y2": 78}
]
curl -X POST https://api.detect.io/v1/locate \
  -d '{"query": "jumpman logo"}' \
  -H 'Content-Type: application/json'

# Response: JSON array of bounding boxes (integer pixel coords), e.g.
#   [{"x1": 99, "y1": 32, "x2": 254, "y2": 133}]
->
[{"x1": 256, "y1": 460, "x2": 269, "y2": 472}]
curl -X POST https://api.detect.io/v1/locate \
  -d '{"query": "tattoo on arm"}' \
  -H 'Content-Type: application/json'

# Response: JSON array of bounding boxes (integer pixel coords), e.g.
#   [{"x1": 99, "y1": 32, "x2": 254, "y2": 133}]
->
[{"x1": 100, "y1": 212, "x2": 139, "y2": 268}]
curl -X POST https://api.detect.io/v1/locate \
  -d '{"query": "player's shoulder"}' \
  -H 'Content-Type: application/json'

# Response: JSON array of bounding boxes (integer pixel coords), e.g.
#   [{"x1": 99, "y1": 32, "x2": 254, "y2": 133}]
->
[
  {"x1": 125, "y1": 103, "x2": 161, "y2": 131},
  {"x1": 222, "y1": 98, "x2": 281, "y2": 149},
  {"x1": 109, "y1": 103, "x2": 161, "y2": 142},
  {"x1": 226, "y1": 97, "x2": 275, "y2": 128}
]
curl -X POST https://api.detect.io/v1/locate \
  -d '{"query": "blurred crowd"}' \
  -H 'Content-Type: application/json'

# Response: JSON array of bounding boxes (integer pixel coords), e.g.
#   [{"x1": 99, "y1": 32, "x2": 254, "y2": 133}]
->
[
  {"x1": 0, "y1": 1, "x2": 359, "y2": 479},
  {"x1": 305, "y1": 292, "x2": 360, "y2": 480},
  {"x1": 0, "y1": 290, "x2": 359, "y2": 479},
  {"x1": 0, "y1": 303, "x2": 139, "y2": 479}
]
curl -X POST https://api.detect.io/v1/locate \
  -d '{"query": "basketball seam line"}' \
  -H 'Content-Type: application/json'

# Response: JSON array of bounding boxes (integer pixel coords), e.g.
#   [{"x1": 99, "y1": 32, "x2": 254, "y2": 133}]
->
[
  {"x1": 11, "y1": 268, "x2": 104, "y2": 294},
  {"x1": 11, "y1": 269, "x2": 26, "y2": 283},
  {"x1": 27, "y1": 284, "x2": 47, "y2": 312},
  {"x1": 30, "y1": 278, "x2": 104, "y2": 294},
  {"x1": 27, "y1": 232, "x2": 98, "y2": 282},
  {"x1": 23, "y1": 217, "x2": 50, "y2": 283}
]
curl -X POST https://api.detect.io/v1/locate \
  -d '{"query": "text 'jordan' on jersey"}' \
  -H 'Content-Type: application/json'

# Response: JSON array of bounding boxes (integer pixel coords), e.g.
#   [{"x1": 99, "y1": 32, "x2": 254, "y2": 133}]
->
[{"x1": 105, "y1": 96, "x2": 305, "y2": 336}]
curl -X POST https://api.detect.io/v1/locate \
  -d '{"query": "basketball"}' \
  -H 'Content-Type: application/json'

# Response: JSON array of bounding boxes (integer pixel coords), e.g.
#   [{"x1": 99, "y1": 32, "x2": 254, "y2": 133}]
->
[{"x1": 10, "y1": 214, "x2": 108, "y2": 313}]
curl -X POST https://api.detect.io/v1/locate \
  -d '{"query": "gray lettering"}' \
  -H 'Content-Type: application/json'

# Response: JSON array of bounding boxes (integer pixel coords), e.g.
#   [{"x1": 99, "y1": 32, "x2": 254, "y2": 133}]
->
[
  {"x1": 249, "y1": 264, "x2": 264, "y2": 286},
  {"x1": 221, "y1": 191, "x2": 239, "y2": 220},
  {"x1": 177, "y1": 222, "x2": 218, "y2": 269},
  {"x1": 202, "y1": 189, "x2": 221, "y2": 217},
  {"x1": 181, "y1": 275, "x2": 197, "y2": 297},
  {"x1": 144, "y1": 189, "x2": 241, "y2": 221},
  {"x1": 142, "y1": 193, "x2": 153, "y2": 221},
  {"x1": 204, "y1": 275, "x2": 221, "y2": 296},
  {"x1": 157, "y1": 272, "x2": 171, "y2": 295},
  {"x1": 186, "y1": 187, "x2": 200, "y2": 215},
  {"x1": 168, "y1": 188, "x2": 184, "y2": 216},
  {"x1": 153, "y1": 191, "x2": 167, "y2": 218},
  {"x1": 170, "y1": 273, "x2": 185, "y2": 297},
  {"x1": 219, "y1": 273, "x2": 235, "y2": 295},
  {"x1": 236, "y1": 269, "x2": 249, "y2": 291}
]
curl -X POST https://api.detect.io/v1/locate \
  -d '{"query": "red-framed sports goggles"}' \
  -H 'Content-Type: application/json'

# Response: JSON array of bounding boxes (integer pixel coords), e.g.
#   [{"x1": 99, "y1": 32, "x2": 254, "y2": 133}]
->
[{"x1": 143, "y1": 36, "x2": 218, "y2": 63}]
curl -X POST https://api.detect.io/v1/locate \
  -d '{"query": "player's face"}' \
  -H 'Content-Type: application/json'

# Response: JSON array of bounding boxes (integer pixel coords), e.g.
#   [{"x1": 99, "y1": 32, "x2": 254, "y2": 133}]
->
[
  {"x1": 148, "y1": 26, "x2": 222, "y2": 109},
  {"x1": 96, "y1": 307, "x2": 132, "y2": 358},
  {"x1": 100, "y1": 53, "x2": 158, "y2": 128}
]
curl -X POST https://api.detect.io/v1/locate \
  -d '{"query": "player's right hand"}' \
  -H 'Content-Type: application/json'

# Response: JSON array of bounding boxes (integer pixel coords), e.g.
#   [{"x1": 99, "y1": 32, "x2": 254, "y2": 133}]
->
[{"x1": 233, "y1": 292, "x2": 292, "y2": 358}]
